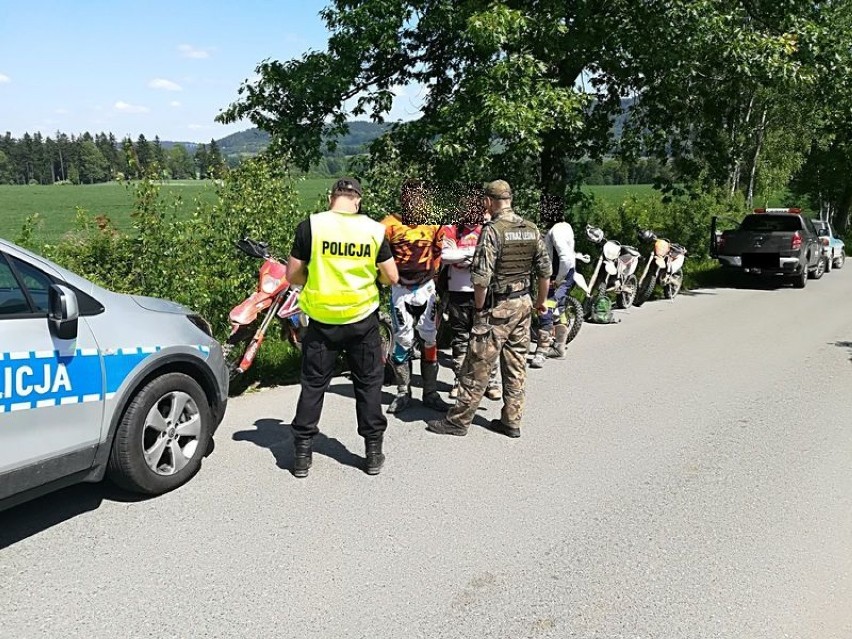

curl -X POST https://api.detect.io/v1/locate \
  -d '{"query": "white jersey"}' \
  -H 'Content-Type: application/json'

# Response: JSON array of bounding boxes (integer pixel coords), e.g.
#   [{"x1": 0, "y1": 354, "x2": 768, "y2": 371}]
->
[{"x1": 544, "y1": 222, "x2": 575, "y2": 284}]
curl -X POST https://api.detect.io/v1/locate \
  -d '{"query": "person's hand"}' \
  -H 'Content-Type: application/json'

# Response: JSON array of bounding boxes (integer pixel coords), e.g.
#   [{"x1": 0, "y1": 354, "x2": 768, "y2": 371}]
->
[{"x1": 536, "y1": 302, "x2": 548, "y2": 315}]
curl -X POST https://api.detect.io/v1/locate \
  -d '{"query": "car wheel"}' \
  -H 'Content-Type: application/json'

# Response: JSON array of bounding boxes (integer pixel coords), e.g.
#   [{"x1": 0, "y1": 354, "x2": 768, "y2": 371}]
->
[
  {"x1": 792, "y1": 265, "x2": 807, "y2": 288},
  {"x1": 107, "y1": 372, "x2": 213, "y2": 495},
  {"x1": 825, "y1": 253, "x2": 833, "y2": 272},
  {"x1": 835, "y1": 249, "x2": 845, "y2": 270}
]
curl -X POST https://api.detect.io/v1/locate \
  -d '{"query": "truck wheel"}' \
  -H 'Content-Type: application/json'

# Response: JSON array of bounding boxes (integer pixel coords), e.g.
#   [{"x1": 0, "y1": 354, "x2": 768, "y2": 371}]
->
[
  {"x1": 792, "y1": 266, "x2": 807, "y2": 289},
  {"x1": 809, "y1": 257, "x2": 826, "y2": 280},
  {"x1": 825, "y1": 254, "x2": 833, "y2": 272},
  {"x1": 834, "y1": 249, "x2": 845, "y2": 270},
  {"x1": 107, "y1": 372, "x2": 213, "y2": 495}
]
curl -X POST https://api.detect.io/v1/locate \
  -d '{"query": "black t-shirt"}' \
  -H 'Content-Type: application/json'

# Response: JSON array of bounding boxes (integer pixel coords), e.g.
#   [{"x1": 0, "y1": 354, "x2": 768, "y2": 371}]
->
[{"x1": 290, "y1": 218, "x2": 393, "y2": 264}]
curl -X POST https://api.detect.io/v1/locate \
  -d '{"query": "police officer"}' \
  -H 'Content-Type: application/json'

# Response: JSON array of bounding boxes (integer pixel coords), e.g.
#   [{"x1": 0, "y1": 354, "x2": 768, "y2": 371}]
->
[
  {"x1": 426, "y1": 180, "x2": 552, "y2": 438},
  {"x1": 286, "y1": 177, "x2": 399, "y2": 477}
]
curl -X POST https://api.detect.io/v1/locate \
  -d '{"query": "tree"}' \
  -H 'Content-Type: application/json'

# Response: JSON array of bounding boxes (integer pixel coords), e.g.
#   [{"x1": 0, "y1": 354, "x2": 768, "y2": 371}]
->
[
  {"x1": 135, "y1": 134, "x2": 152, "y2": 174},
  {"x1": 0, "y1": 149, "x2": 12, "y2": 184},
  {"x1": 168, "y1": 144, "x2": 195, "y2": 179},
  {"x1": 153, "y1": 136, "x2": 167, "y2": 175},
  {"x1": 194, "y1": 143, "x2": 209, "y2": 179},
  {"x1": 218, "y1": 1, "x2": 828, "y2": 207},
  {"x1": 78, "y1": 140, "x2": 109, "y2": 184},
  {"x1": 207, "y1": 139, "x2": 225, "y2": 178}
]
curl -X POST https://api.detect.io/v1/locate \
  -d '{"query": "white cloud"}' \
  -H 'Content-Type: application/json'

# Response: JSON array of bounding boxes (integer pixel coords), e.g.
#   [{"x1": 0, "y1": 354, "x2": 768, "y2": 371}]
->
[
  {"x1": 0, "y1": 73, "x2": 10, "y2": 84},
  {"x1": 169, "y1": 100, "x2": 182, "y2": 108},
  {"x1": 148, "y1": 78, "x2": 182, "y2": 91},
  {"x1": 114, "y1": 100, "x2": 149, "y2": 114},
  {"x1": 178, "y1": 44, "x2": 210, "y2": 59}
]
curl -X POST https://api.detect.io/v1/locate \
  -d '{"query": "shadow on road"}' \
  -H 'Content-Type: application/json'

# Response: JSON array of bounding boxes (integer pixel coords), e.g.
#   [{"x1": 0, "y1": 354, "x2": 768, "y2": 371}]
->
[
  {"x1": 0, "y1": 482, "x2": 147, "y2": 550},
  {"x1": 232, "y1": 418, "x2": 363, "y2": 474},
  {"x1": 833, "y1": 341, "x2": 852, "y2": 362}
]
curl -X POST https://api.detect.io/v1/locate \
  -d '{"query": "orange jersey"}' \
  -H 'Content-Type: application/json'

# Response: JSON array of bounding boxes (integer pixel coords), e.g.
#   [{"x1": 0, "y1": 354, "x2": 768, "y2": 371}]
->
[{"x1": 385, "y1": 219, "x2": 444, "y2": 285}]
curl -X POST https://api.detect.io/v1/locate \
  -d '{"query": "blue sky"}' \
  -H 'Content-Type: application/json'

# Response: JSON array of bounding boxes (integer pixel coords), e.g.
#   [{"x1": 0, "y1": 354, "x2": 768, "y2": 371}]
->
[{"x1": 0, "y1": 0, "x2": 420, "y2": 142}]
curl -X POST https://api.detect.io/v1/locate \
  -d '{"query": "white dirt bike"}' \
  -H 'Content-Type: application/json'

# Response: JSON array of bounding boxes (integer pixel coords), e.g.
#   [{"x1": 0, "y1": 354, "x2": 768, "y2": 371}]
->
[
  {"x1": 634, "y1": 229, "x2": 688, "y2": 306},
  {"x1": 581, "y1": 225, "x2": 641, "y2": 314}
]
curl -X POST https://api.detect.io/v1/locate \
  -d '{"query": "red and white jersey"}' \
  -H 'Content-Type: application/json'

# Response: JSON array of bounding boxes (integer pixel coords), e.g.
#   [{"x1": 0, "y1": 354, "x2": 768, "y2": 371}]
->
[{"x1": 441, "y1": 223, "x2": 482, "y2": 293}]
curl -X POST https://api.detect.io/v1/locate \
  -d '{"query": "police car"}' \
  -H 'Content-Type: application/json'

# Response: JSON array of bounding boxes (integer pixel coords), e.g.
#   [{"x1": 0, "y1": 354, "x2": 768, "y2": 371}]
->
[{"x1": 0, "y1": 239, "x2": 228, "y2": 511}]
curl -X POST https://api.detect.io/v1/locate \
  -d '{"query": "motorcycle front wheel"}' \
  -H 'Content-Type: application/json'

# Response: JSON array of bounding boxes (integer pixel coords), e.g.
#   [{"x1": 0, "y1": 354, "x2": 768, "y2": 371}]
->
[
  {"x1": 664, "y1": 272, "x2": 683, "y2": 300},
  {"x1": 616, "y1": 274, "x2": 638, "y2": 309},
  {"x1": 561, "y1": 296, "x2": 584, "y2": 344},
  {"x1": 633, "y1": 270, "x2": 657, "y2": 307},
  {"x1": 224, "y1": 324, "x2": 254, "y2": 382}
]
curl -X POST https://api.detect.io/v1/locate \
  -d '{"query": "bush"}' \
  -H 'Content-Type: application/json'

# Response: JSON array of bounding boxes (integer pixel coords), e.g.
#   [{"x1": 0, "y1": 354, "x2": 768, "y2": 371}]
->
[{"x1": 20, "y1": 155, "x2": 307, "y2": 389}]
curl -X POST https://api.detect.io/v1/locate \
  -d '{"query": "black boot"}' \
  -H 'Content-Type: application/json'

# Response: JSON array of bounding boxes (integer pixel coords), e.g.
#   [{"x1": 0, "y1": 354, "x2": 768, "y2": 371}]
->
[
  {"x1": 293, "y1": 438, "x2": 313, "y2": 478},
  {"x1": 365, "y1": 438, "x2": 386, "y2": 475}
]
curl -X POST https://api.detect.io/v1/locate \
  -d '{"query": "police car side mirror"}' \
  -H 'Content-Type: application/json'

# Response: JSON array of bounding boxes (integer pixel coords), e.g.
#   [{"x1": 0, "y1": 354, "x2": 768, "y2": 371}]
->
[{"x1": 48, "y1": 284, "x2": 79, "y2": 340}]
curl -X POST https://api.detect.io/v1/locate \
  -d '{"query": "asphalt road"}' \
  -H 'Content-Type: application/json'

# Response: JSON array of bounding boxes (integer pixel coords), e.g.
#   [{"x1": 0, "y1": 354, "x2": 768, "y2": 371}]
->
[{"x1": 2, "y1": 270, "x2": 852, "y2": 639}]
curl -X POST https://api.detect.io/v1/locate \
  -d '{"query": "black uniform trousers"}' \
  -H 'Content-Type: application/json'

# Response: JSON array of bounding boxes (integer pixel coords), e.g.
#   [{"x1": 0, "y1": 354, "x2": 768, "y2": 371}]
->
[{"x1": 291, "y1": 311, "x2": 387, "y2": 441}]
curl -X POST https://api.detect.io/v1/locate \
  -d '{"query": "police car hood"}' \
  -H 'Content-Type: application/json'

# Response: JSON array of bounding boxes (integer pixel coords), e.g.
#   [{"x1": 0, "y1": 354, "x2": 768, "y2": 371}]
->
[{"x1": 130, "y1": 295, "x2": 192, "y2": 315}]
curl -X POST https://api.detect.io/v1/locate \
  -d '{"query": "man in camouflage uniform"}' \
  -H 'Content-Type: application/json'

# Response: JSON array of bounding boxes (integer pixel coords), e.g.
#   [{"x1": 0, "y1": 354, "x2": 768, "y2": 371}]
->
[{"x1": 426, "y1": 180, "x2": 552, "y2": 438}]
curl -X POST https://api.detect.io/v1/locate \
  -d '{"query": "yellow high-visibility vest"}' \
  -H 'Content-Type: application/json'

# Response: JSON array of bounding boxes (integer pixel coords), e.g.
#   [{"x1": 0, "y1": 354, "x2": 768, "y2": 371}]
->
[{"x1": 298, "y1": 210, "x2": 385, "y2": 324}]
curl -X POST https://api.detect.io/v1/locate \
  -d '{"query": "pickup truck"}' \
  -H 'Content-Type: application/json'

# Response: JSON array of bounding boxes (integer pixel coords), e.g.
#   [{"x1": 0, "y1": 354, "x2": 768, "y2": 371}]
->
[
  {"x1": 811, "y1": 219, "x2": 846, "y2": 272},
  {"x1": 711, "y1": 210, "x2": 826, "y2": 288}
]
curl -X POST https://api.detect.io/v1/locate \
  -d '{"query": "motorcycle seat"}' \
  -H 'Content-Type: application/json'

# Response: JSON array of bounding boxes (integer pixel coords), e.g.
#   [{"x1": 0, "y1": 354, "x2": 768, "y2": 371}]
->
[
  {"x1": 621, "y1": 246, "x2": 641, "y2": 257},
  {"x1": 670, "y1": 243, "x2": 686, "y2": 254}
]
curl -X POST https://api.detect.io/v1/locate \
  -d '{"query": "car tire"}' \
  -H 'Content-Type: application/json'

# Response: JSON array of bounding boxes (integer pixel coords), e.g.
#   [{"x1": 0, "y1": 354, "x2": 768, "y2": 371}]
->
[
  {"x1": 825, "y1": 253, "x2": 833, "y2": 273},
  {"x1": 792, "y1": 265, "x2": 807, "y2": 288},
  {"x1": 835, "y1": 249, "x2": 845, "y2": 270},
  {"x1": 107, "y1": 372, "x2": 213, "y2": 495}
]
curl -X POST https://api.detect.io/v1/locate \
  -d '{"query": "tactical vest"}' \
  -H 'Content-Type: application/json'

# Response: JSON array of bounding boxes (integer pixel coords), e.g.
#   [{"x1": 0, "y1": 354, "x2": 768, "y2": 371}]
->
[
  {"x1": 491, "y1": 213, "x2": 539, "y2": 293},
  {"x1": 299, "y1": 210, "x2": 385, "y2": 324}
]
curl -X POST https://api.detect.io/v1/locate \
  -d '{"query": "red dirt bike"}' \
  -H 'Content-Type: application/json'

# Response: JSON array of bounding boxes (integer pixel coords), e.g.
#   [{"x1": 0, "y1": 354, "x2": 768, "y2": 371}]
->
[{"x1": 224, "y1": 237, "x2": 393, "y2": 383}]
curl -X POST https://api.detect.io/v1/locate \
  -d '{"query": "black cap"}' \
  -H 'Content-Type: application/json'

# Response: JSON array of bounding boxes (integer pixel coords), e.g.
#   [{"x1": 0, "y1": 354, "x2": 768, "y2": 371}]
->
[{"x1": 332, "y1": 177, "x2": 362, "y2": 197}]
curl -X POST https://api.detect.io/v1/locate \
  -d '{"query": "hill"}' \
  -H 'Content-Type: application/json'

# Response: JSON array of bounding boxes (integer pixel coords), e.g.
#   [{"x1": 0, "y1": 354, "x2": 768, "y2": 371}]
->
[{"x1": 215, "y1": 121, "x2": 393, "y2": 159}]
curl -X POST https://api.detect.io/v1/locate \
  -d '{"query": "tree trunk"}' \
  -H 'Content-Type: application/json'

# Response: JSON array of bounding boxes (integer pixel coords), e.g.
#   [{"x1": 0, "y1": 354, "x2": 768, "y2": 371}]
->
[{"x1": 747, "y1": 107, "x2": 768, "y2": 208}]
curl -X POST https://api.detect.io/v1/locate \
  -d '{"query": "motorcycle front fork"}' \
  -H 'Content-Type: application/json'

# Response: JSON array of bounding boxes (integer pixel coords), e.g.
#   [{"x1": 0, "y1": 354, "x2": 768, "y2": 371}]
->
[{"x1": 232, "y1": 296, "x2": 285, "y2": 374}]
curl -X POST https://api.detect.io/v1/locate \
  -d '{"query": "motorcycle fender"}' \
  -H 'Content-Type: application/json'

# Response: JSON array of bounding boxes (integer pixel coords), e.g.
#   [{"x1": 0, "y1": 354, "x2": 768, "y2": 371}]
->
[
  {"x1": 605, "y1": 261, "x2": 618, "y2": 276},
  {"x1": 229, "y1": 292, "x2": 273, "y2": 325},
  {"x1": 670, "y1": 255, "x2": 685, "y2": 272}
]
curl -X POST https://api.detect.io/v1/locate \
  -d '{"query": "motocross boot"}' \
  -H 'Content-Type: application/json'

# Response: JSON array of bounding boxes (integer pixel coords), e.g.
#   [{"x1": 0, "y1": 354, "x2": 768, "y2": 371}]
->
[
  {"x1": 387, "y1": 361, "x2": 412, "y2": 414},
  {"x1": 421, "y1": 361, "x2": 449, "y2": 412},
  {"x1": 529, "y1": 329, "x2": 552, "y2": 369},
  {"x1": 547, "y1": 324, "x2": 569, "y2": 359},
  {"x1": 365, "y1": 437, "x2": 385, "y2": 475},
  {"x1": 293, "y1": 438, "x2": 313, "y2": 478}
]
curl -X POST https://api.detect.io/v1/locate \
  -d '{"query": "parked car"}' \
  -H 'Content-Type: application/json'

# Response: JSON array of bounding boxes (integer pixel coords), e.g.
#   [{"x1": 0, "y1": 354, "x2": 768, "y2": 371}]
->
[
  {"x1": 0, "y1": 238, "x2": 228, "y2": 512},
  {"x1": 711, "y1": 208, "x2": 826, "y2": 288},
  {"x1": 811, "y1": 219, "x2": 845, "y2": 272}
]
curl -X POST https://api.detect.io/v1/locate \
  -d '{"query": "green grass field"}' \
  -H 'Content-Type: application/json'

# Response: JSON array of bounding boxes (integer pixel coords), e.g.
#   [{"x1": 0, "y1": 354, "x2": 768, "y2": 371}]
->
[{"x1": 0, "y1": 179, "x2": 658, "y2": 243}]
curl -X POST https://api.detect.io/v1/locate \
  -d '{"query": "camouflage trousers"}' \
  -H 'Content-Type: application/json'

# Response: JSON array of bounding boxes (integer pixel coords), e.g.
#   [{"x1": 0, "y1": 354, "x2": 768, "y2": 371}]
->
[{"x1": 445, "y1": 296, "x2": 532, "y2": 429}]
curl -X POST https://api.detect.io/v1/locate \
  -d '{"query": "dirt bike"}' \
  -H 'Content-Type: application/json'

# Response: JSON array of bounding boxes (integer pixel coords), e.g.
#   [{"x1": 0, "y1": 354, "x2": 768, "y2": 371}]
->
[
  {"x1": 634, "y1": 229, "x2": 687, "y2": 306},
  {"x1": 581, "y1": 225, "x2": 641, "y2": 315},
  {"x1": 224, "y1": 237, "x2": 393, "y2": 383}
]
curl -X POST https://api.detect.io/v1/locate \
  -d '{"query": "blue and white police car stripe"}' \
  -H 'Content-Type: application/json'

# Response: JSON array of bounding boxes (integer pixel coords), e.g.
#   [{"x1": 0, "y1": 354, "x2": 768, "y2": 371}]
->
[{"x1": 0, "y1": 345, "x2": 212, "y2": 414}]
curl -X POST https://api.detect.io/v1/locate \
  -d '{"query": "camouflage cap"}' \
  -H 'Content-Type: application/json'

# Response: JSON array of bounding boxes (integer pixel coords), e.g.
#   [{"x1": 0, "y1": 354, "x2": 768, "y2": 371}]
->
[
  {"x1": 331, "y1": 176, "x2": 363, "y2": 197},
  {"x1": 484, "y1": 179, "x2": 512, "y2": 200}
]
